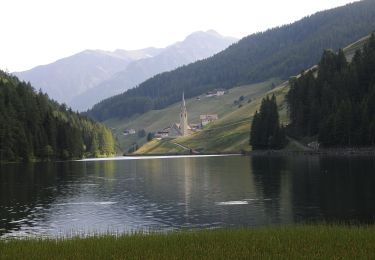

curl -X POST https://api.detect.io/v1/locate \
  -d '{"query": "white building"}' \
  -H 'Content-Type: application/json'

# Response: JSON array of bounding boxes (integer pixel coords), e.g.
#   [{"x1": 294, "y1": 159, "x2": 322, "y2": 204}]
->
[
  {"x1": 206, "y1": 89, "x2": 226, "y2": 97},
  {"x1": 123, "y1": 129, "x2": 136, "y2": 135},
  {"x1": 200, "y1": 114, "x2": 219, "y2": 126},
  {"x1": 155, "y1": 130, "x2": 170, "y2": 138}
]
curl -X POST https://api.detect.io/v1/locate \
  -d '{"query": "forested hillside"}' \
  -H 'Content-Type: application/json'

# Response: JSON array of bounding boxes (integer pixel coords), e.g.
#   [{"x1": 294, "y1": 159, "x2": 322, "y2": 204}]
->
[
  {"x1": 88, "y1": 0, "x2": 375, "y2": 121},
  {"x1": 0, "y1": 71, "x2": 115, "y2": 162},
  {"x1": 287, "y1": 34, "x2": 375, "y2": 147}
]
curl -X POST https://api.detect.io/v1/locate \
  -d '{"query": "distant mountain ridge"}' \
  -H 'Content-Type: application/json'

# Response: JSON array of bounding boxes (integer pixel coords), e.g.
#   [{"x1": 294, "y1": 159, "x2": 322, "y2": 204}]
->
[
  {"x1": 14, "y1": 47, "x2": 161, "y2": 105},
  {"x1": 69, "y1": 30, "x2": 237, "y2": 111},
  {"x1": 87, "y1": 0, "x2": 375, "y2": 122},
  {"x1": 14, "y1": 30, "x2": 236, "y2": 111}
]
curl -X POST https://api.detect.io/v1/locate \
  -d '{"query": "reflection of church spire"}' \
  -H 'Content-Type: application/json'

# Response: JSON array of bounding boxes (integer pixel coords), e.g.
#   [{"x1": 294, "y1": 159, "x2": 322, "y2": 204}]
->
[{"x1": 180, "y1": 92, "x2": 188, "y2": 136}]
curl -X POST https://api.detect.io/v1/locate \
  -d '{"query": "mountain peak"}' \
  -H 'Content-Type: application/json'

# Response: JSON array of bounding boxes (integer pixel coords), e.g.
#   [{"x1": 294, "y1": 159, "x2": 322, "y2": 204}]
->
[
  {"x1": 186, "y1": 30, "x2": 223, "y2": 40},
  {"x1": 205, "y1": 29, "x2": 221, "y2": 37}
]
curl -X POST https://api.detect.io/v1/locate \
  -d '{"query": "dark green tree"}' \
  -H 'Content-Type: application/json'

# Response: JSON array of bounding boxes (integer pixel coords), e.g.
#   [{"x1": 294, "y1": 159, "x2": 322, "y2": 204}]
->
[
  {"x1": 138, "y1": 129, "x2": 146, "y2": 138},
  {"x1": 147, "y1": 132, "x2": 154, "y2": 142},
  {"x1": 250, "y1": 95, "x2": 286, "y2": 150}
]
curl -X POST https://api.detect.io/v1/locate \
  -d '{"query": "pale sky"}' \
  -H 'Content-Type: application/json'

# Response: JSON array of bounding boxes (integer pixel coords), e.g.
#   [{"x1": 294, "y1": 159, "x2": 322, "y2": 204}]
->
[{"x1": 0, "y1": 0, "x2": 356, "y2": 72}]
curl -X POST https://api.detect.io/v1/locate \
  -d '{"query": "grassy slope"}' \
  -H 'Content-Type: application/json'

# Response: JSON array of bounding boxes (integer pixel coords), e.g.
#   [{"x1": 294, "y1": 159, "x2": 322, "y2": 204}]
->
[
  {"x1": 343, "y1": 35, "x2": 369, "y2": 62},
  {"x1": 1, "y1": 226, "x2": 375, "y2": 259},
  {"x1": 106, "y1": 79, "x2": 280, "y2": 152},
  {"x1": 176, "y1": 82, "x2": 289, "y2": 153},
  {"x1": 135, "y1": 139, "x2": 187, "y2": 155}
]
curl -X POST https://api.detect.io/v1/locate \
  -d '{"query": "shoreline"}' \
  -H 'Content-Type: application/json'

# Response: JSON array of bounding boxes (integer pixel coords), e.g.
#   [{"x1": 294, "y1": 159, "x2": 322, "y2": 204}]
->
[
  {"x1": 246, "y1": 147, "x2": 375, "y2": 156},
  {"x1": 3, "y1": 148, "x2": 375, "y2": 164},
  {"x1": 127, "y1": 147, "x2": 375, "y2": 157},
  {"x1": 78, "y1": 153, "x2": 241, "y2": 161}
]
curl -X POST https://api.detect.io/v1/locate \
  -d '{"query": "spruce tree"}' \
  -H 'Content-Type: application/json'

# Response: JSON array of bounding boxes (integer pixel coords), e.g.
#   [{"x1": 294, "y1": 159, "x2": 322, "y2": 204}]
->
[{"x1": 250, "y1": 95, "x2": 286, "y2": 150}]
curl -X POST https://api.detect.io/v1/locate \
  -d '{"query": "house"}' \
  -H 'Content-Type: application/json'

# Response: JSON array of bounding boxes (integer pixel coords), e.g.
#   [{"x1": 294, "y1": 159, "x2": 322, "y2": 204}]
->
[
  {"x1": 308, "y1": 141, "x2": 320, "y2": 150},
  {"x1": 189, "y1": 123, "x2": 202, "y2": 131},
  {"x1": 123, "y1": 129, "x2": 136, "y2": 136},
  {"x1": 155, "y1": 130, "x2": 170, "y2": 138},
  {"x1": 216, "y1": 89, "x2": 226, "y2": 96},
  {"x1": 200, "y1": 114, "x2": 219, "y2": 126},
  {"x1": 206, "y1": 89, "x2": 227, "y2": 97}
]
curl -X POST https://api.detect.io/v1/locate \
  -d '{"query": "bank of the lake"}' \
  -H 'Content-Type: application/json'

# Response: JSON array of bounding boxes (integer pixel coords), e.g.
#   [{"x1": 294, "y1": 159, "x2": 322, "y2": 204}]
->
[
  {"x1": 1, "y1": 225, "x2": 375, "y2": 259},
  {"x1": 245, "y1": 147, "x2": 375, "y2": 157}
]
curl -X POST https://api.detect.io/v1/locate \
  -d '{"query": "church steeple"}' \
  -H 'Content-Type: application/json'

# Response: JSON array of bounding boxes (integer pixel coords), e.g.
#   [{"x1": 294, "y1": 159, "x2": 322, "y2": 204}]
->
[{"x1": 180, "y1": 92, "x2": 188, "y2": 136}]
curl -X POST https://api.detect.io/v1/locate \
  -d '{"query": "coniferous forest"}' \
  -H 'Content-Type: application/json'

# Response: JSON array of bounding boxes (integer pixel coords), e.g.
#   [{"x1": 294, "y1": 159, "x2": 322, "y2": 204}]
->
[
  {"x1": 287, "y1": 34, "x2": 375, "y2": 147},
  {"x1": 0, "y1": 71, "x2": 115, "y2": 162},
  {"x1": 250, "y1": 95, "x2": 286, "y2": 150}
]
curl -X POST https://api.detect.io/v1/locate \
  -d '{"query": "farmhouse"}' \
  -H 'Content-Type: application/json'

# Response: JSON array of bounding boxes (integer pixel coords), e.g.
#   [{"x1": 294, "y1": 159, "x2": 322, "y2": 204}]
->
[
  {"x1": 206, "y1": 89, "x2": 226, "y2": 97},
  {"x1": 123, "y1": 129, "x2": 136, "y2": 135},
  {"x1": 200, "y1": 114, "x2": 219, "y2": 126}
]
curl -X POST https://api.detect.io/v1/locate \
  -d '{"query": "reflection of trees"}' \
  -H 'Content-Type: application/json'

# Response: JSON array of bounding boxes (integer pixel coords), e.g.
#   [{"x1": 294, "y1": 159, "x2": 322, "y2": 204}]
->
[
  {"x1": 284, "y1": 156, "x2": 375, "y2": 224},
  {"x1": 0, "y1": 163, "x2": 55, "y2": 235},
  {"x1": 0, "y1": 161, "x2": 93, "y2": 236},
  {"x1": 287, "y1": 156, "x2": 321, "y2": 222},
  {"x1": 315, "y1": 157, "x2": 375, "y2": 223},
  {"x1": 251, "y1": 156, "x2": 293, "y2": 224}
]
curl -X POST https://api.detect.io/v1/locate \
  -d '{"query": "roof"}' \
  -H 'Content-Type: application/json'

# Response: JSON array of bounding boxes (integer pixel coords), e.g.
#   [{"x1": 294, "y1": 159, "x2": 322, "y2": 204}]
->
[{"x1": 200, "y1": 114, "x2": 218, "y2": 120}]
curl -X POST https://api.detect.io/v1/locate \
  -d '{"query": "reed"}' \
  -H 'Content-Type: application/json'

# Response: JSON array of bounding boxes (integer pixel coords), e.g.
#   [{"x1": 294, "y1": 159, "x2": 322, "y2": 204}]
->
[{"x1": 1, "y1": 225, "x2": 374, "y2": 259}]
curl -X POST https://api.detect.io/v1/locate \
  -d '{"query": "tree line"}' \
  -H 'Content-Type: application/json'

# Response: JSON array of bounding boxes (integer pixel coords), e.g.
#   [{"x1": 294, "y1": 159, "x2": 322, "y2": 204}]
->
[
  {"x1": 287, "y1": 34, "x2": 375, "y2": 147},
  {"x1": 87, "y1": 0, "x2": 375, "y2": 121},
  {"x1": 0, "y1": 71, "x2": 116, "y2": 162}
]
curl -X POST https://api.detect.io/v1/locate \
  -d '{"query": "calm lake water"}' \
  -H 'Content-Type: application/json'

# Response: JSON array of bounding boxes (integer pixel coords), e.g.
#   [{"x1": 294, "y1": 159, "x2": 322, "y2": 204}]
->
[{"x1": 1, "y1": 155, "x2": 375, "y2": 238}]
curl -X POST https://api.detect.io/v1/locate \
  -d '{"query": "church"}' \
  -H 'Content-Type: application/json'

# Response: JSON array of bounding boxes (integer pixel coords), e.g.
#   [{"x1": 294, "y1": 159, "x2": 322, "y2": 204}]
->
[{"x1": 155, "y1": 93, "x2": 194, "y2": 138}]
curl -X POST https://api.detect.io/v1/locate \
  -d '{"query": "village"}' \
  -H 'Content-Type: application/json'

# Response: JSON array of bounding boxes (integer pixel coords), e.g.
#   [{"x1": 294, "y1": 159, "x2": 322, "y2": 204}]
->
[{"x1": 122, "y1": 89, "x2": 226, "y2": 140}]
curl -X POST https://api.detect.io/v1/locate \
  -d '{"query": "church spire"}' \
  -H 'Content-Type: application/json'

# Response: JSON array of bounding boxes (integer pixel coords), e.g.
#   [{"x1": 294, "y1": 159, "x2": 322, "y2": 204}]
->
[{"x1": 180, "y1": 92, "x2": 188, "y2": 136}]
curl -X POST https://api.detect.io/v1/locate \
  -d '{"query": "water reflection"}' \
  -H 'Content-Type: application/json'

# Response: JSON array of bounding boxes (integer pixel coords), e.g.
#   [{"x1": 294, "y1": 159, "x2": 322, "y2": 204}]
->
[
  {"x1": 251, "y1": 156, "x2": 293, "y2": 224},
  {"x1": 1, "y1": 155, "x2": 375, "y2": 238},
  {"x1": 290, "y1": 156, "x2": 375, "y2": 223}
]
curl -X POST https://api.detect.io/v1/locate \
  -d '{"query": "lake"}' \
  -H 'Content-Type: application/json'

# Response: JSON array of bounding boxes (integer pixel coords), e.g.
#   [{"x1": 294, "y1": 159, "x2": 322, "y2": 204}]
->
[{"x1": 1, "y1": 155, "x2": 375, "y2": 238}]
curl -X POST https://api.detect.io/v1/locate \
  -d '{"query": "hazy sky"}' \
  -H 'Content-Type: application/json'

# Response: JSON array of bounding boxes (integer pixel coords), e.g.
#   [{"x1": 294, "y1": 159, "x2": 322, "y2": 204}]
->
[{"x1": 1, "y1": 0, "x2": 356, "y2": 72}]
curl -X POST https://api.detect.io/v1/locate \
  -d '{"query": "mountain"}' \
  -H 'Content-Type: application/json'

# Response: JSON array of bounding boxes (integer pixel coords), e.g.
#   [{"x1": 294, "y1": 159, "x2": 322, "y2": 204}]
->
[
  {"x1": 70, "y1": 30, "x2": 237, "y2": 111},
  {"x1": 134, "y1": 33, "x2": 371, "y2": 155},
  {"x1": 87, "y1": 0, "x2": 375, "y2": 122},
  {"x1": 14, "y1": 48, "x2": 162, "y2": 105},
  {"x1": 0, "y1": 71, "x2": 115, "y2": 162}
]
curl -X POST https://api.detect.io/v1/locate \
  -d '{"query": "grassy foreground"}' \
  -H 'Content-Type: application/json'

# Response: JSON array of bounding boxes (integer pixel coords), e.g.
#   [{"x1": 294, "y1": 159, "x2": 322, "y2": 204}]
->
[{"x1": 1, "y1": 225, "x2": 375, "y2": 259}]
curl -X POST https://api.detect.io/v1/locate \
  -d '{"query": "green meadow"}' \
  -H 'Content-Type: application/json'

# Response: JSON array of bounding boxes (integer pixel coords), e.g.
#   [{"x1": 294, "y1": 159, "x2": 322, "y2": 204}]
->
[
  {"x1": 137, "y1": 80, "x2": 290, "y2": 154},
  {"x1": 106, "y1": 79, "x2": 280, "y2": 153}
]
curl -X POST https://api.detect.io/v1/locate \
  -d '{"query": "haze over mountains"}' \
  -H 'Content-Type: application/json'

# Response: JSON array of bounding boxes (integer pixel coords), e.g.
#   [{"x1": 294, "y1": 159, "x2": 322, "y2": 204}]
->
[
  {"x1": 14, "y1": 48, "x2": 162, "y2": 106},
  {"x1": 14, "y1": 30, "x2": 237, "y2": 111}
]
